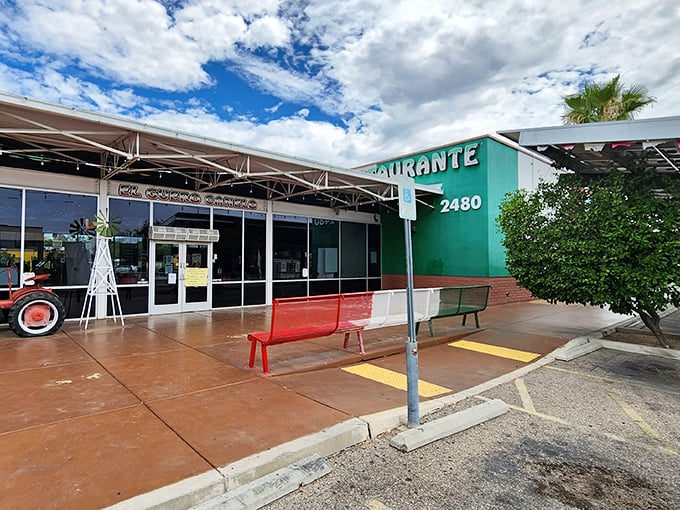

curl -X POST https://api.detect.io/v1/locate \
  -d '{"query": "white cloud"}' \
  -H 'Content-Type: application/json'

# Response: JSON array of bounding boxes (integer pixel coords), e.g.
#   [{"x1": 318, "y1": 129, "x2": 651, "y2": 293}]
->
[
  {"x1": 231, "y1": 53, "x2": 328, "y2": 106},
  {"x1": 242, "y1": 16, "x2": 291, "y2": 49},
  {"x1": 0, "y1": 0, "x2": 678, "y2": 168},
  {"x1": 137, "y1": 105, "x2": 349, "y2": 165},
  {"x1": 0, "y1": 62, "x2": 147, "y2": 114},
  {"x1": 3, "y1": 0, "x2": 293, "y2": 90}
]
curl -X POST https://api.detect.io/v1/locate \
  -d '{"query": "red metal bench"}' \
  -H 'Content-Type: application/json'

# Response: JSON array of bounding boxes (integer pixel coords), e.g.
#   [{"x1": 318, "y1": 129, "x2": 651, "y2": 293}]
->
[
  {"x1": 337, "y1": 291, "x2": 373, "y2": 354},
  {"x1": 247, "y1": 294, "x2": 339, "y2": 374},
  {"x1": 247, "y1": 293, "x2": 368, "y2": 373}
]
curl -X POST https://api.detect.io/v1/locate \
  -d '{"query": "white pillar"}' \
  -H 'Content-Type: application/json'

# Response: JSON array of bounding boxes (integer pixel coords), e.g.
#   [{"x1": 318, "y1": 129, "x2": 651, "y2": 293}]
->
[
  {"x1": 265, "y1": 200, "x2": 273, "y2": 305},
  {"x1": 95, "y1": 181, "x2": 109, "y2": 319}
]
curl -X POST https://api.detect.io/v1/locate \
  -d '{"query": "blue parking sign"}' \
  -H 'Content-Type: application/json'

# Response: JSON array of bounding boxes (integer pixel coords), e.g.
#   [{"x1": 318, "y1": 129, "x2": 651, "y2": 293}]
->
[{"x1": 398, "y1": 175, "x2": 417, "y2": 220}]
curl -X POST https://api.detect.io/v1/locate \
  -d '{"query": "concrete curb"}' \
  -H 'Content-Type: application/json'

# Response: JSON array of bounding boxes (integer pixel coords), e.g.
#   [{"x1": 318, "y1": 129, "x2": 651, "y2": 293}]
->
[
  {"x1": 389, "y1": 399, "x2": 509, "y2": 452},
  {"x1": 219, "y1": 417, "x2": 368, "y2": 491},
  {"x1": 104, "y1": 470, "x2": 225, "y2": 510},
  {"x1": 615, "y1": 306, "x2": 678, "y2": 331},
  {"x1": 552, "y1": 336, "x2": 602, "y2": 361},
  {"x1": 598, "y1": 338, "x2": 680, "y2": 360},
  {"x1": 107, "y1": 418, "x2": 368, "y2": 510},
  {"x1": 193, "y1": 455, "x2": 331, "y2": 510}
]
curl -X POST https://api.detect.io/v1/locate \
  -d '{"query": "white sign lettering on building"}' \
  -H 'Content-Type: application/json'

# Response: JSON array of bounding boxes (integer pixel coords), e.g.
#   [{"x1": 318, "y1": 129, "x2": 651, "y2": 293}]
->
[
  {"x1": 367, "y1": 142, "x2": 480, "y2": 179},
  {"x1": 114, "y1": 183, "x2": 262, "y2": 211}
]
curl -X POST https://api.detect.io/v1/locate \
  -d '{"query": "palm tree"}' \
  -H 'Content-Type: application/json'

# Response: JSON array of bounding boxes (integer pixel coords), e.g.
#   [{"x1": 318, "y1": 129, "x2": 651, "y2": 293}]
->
[{"x1": 562, "y1": 74, "x2": 655, "y2": 124}]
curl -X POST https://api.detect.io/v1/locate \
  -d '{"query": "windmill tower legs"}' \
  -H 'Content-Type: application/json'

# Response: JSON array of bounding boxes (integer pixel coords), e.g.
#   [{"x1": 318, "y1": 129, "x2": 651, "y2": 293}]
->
[{"x1": 80, "y1": 237, "x2": 125, "y2": 330}]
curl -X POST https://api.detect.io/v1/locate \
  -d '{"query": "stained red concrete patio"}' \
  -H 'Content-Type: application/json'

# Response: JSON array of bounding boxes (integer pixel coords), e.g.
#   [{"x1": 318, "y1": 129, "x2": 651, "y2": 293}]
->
[{"x1": 0, "y1": 300, "x2": 633, "y2": 509}]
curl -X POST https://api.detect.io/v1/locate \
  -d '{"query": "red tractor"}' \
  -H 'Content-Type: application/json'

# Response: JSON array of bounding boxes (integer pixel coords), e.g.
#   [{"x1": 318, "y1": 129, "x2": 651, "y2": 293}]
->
[{"x1": 1, "y1": 266, "x2": 66, "y2": 337}]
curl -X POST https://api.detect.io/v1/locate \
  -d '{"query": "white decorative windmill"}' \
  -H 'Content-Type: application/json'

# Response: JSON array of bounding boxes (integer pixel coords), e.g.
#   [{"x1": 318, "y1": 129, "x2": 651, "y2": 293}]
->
[{"x1": 80, "y1": 210, "x2": 124, "y2": 330}]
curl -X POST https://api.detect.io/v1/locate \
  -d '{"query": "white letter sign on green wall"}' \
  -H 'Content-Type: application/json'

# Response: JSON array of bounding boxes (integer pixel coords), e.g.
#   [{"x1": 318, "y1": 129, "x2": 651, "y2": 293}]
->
[
  {"x1": 379, "y1": 137, "x2": 519, "y2": 279},
  {"x1": 368, "y1": 142, "x2": 480, "y2": 179}
]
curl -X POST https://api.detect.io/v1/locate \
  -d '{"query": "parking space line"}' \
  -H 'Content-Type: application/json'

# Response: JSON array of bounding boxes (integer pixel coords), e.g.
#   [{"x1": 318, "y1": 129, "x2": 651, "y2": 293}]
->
[
  {"x1": 366, "y1": 499, "x2": 392, "y2": 510},
  {"x1": 448, "y1": 340, "x2": 540, "y2": 363},
  {"x1": 476, "y1": 395, "x2": 570, "y2": 424},
  {"x1": 476, "y1": 395, "x2": 678, "y2": 456},
  {"x1": 341, "y1": 364, "x2": 451, "y2": 397},
  {"x1": 546, "y1": 365, "x2": 619, "y2": 383},
  {"x1": 546, "y1": 366, "x2": 678, "y2": 396},
  {"x1": 515, "y1": 378, "x2": 536, "y2": 413},
  {"x1": 608, "y1": 391, "x2": 661, "y2": 441}
]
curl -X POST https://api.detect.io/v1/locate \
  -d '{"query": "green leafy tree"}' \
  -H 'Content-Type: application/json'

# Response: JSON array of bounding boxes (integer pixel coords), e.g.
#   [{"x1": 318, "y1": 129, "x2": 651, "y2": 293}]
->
[
  {"x1": 562, "y1": 74, "x2": 655, "y2": 124},
  {"x1": 498, "y1": 158, "x2": 680, "y2": 348}
]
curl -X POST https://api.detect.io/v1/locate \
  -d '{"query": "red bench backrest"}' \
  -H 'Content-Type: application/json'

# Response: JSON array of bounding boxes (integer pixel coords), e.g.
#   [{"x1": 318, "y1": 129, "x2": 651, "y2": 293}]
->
[
  {"x1": 337, "y1": 292, "x2": 374, "y2": 330},
  {"x1": 266, "y1": 294, "x2": 342, "y2": 345}
]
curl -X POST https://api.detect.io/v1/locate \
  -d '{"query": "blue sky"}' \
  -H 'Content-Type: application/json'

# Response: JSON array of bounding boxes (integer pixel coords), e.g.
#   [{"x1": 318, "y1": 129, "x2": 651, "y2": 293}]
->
[{"x1": 0, "y1": 0, "x2": 678, "y2": 167}]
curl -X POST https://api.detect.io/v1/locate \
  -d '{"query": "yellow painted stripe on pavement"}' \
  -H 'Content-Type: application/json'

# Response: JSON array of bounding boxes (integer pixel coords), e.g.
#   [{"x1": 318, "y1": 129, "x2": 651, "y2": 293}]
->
[
  {"x1": 515, "y1": 378, "x2": 536, "y2": 413},
  {"x1": 341, "y1": 364, "x2": 451, "y2": 398},
  {"x1": 366, "y1": 499, "x2": 392, "y2": 510},
  {"x1": 476, "y1": 395, "x2": 678, "y2": 457},
  {"x1": 449, "y1": 340, "x2": 540, "y2": 363},
  {"x1": 608, "y1": 391, "x2": 661, "y2": 441}
]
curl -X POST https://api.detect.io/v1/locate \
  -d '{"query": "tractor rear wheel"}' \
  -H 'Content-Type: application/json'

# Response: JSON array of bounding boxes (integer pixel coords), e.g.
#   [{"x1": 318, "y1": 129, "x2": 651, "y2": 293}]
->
[{"x1": 8, "y1": 292, "x2": 66, "y2": 337}]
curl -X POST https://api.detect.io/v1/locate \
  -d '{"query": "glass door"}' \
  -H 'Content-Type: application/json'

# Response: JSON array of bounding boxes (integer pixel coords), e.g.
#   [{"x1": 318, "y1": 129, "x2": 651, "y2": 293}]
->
[
  {"x1": 183, "y1": 243, "x2": 210, "y2": 312},
  {"x1": 150, "y1": 242, "x2": 210, "y2": 314}
]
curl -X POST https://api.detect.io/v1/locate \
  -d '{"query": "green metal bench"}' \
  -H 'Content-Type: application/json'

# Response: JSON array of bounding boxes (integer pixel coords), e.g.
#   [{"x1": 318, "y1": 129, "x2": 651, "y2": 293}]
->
[{"x1": 420, "y1": 285, "x2": 492, "y2": 337}]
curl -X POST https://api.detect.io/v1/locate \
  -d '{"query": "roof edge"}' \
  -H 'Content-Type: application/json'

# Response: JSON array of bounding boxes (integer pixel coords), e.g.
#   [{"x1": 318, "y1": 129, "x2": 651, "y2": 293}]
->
[
  {"x1": 0, "y1": 91, "x2": 355, "y2": 176},
  {"x1": 500, "y1": 115, "x2": 680, "y2": 146}
]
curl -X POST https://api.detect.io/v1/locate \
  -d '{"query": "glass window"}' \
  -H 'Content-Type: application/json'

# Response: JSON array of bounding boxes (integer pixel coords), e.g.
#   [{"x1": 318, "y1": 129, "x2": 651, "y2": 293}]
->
[
  {"x1": 109, "y1": 198, "x2": 150, "y2": 284},
  {"x1": 310, "y1": 280, "x2": 339, "y2": 296},
  {"x1": 244, "y1": 282, "x2": 265, "y2": 305},
  {"x1": 341, "y1": 222, "x2": 367, "y2": 278},
  {"x1": 112, "y1": 287, "x2": 149, "y2": 315},
  {"x1": 273, "y1": 281, "x2": 307, "y2": 299},
  {"x1": 368, "y1": 223, "x2": 381, "y2": 277},
  {"x1": 213, "y1": 209, "x2": 242, "y2": 281},
  {"x1": 341, "y1": 279, "x2": 366, "y2": 293},
  {"x1": 153, "y1": 203, "x2": 209, "y2": 228},
  {"x1": 244, "y1": 212, "x2": 266, "y2": 281},
  {"x1": 212, "y1": 283, "x2": 242, "y2": 308},
  {"x1": 24, "y1": 190, "x2": 97, "y2": 286},
  {"x1": 309, "y1": 218, "x2": 338, "y2": 279},
  {"x1": 273, "y1": 215, "x2": 308, "y2": 280},
  {"x1": 0, "y1": 187, "x2": 21, "y2": 287}
]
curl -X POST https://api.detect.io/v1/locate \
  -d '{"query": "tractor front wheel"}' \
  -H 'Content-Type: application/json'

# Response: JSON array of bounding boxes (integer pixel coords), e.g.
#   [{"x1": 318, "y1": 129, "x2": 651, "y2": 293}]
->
[{"x1": 8, "y1": 292, "x2": 66, "y2": 337}]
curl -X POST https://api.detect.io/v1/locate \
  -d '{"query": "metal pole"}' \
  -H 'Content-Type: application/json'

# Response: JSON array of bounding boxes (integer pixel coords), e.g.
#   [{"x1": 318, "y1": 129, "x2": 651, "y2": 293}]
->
[{"x1": 404, "y1": 218, "x2": 419, "y2": 427}]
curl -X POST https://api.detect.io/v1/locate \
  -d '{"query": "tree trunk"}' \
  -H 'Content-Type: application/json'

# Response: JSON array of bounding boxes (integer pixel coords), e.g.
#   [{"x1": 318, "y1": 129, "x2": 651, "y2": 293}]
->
[{"x1": 636, "y1": 306, "x2": 670, "y2": 349}]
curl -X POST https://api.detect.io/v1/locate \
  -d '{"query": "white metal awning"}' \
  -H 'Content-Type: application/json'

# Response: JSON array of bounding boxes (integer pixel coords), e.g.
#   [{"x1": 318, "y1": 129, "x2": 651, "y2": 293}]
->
[
  {"x1": 0, "y1": 92, "x2": 442, "y2": 211},
  {"x1": 500, "y1": 116, "x2": 680, "y2": 175}
]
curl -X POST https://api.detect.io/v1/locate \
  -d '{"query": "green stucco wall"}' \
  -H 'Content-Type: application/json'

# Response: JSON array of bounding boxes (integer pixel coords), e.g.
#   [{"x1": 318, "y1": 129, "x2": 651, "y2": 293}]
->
[{"x1": 378, "y1": 137, "x2": 519, "y2": 277}]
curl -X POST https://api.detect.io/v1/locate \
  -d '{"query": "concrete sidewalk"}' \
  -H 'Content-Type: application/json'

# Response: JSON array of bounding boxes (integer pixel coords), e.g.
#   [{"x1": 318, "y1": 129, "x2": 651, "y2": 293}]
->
[{"x1": 0, "y1": 300, "x2": 670, "y2": 509}]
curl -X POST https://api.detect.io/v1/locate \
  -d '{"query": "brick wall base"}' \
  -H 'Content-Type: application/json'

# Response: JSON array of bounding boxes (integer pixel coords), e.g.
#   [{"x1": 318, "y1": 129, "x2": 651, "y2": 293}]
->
[{"x1": 381, "y1": 274, "x2": 533, "y2": 306}]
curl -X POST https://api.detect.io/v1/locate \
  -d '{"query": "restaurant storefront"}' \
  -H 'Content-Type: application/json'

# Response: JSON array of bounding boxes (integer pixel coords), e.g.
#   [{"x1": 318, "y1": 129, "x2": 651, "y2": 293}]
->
[{"x1": 0, "y1": 169, "x2": 381, "y2": 319}]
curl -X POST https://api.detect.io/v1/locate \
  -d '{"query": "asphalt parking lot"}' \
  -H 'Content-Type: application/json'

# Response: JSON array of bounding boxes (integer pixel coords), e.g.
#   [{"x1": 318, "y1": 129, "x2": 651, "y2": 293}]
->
[{"x1": 265, "y1": 347, "x2": 680, "y2": 509}]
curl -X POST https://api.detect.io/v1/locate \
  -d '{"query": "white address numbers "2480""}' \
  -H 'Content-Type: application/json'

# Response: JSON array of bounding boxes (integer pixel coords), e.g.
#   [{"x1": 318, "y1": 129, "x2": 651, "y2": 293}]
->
[{"x1": 440, "y1": 195, "x2": 482, "y2": 213}]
